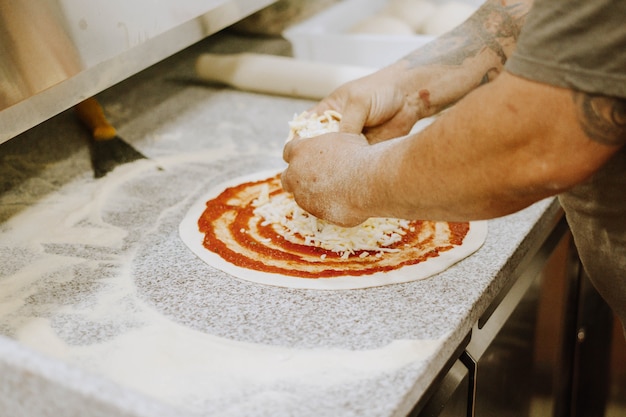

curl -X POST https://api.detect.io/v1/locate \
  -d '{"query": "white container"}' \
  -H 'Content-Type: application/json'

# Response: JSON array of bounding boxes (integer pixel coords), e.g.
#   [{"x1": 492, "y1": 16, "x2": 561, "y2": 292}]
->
[{"x1": 283, "y1": 0, "x2": 480, "y2": 68}]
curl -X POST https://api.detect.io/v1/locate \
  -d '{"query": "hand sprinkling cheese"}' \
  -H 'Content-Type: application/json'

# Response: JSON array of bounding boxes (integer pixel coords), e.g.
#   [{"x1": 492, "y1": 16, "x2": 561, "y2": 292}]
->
[
  {"x1": 286, "y1": 110, "x2": 342, "y2": 142},
  {"x1": 257, "y1": 111, "x2": 412, "y2": 259}
]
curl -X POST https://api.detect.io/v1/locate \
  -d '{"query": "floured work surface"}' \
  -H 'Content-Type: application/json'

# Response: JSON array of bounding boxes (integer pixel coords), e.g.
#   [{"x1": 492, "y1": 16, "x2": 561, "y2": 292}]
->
[
  {"x1": 0, "y1": 85, "x2": 557, "y2": 417},
  {"x1": 0, "y1": 151, "x2": 462, "y2": 416}
]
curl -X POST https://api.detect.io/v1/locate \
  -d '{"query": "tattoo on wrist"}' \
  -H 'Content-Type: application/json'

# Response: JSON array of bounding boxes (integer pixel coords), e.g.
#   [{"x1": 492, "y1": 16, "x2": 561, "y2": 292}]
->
[
  {"x1": 573, "y1": 92, "x2": 626, "y2": 146},
  {"x1": 405, "y1": 0, "x2": 529, "y2": 68}
]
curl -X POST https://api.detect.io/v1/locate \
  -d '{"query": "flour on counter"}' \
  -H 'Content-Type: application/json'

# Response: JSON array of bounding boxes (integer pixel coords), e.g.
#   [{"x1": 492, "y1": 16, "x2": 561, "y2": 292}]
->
[{"x1": 0, "y1": 151, "x2": 445, "y2": 414}]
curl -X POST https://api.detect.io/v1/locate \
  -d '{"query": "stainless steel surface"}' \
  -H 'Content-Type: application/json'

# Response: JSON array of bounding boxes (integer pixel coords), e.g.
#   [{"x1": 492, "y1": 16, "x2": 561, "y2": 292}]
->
[
  {"x1": 413, "y1": 359, "x2": 470, "y2": 417},
  {"x1": 411, "y1": 213, "x2": 575, "y2": 417},
  {"x1": 468, "y1": 216, "x2": 569, "y2": 356},
  {"x1": 468, "y1": 270, "x2": 542, "y2": 417},
  {"x1": 408, "y1": 333, "x2": 471, "y2": 417},
  {"x1": 462, "y1": 217, "x2": 569, "y2": 417},
  {"x1": 459, "y1": 217, "x2": 626, "y2": 417},
  {"x1": 0, "y1": 0, "x2": 275, "y2": 144}
]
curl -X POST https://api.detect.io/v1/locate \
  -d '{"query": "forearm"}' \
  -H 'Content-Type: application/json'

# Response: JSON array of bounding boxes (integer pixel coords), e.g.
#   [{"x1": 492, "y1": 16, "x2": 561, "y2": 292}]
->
[
  {"x1": 367, "y1": 72, "x2": 621, "y2": 222},
  {"x1": 394, "y1": 0, "x2": 532, "y2": 117}
]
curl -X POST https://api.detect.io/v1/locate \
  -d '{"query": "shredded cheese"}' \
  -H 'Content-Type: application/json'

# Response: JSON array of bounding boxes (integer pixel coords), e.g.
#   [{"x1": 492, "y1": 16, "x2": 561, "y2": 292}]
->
[
  {"x1": 286, "y1": 110, "x2": 342, "y2": 142},
  {"x1": 252, "y1": 111, "x2": 413, "y2": 258},
  {"x1": 253, "y1": 191, "x2": 411, "y2": 258}
]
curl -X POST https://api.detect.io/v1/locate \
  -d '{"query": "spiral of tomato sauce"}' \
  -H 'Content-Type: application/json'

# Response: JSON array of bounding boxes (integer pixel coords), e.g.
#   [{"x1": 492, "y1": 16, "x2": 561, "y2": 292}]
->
[{"x1": 197, "y1": 176, "x2": 470, "y2": 279}]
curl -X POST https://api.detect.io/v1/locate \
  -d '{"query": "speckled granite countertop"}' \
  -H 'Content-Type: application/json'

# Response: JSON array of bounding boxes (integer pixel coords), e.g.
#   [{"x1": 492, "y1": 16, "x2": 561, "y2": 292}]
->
[{"x1": 0, "y1": 33, "x2": 562, "y2": 417}]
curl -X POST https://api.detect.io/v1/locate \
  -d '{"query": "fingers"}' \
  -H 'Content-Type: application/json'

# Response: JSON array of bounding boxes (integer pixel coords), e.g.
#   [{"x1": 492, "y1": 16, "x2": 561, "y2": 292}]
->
[
  {"x1": 280, "y1": 165, "x2": 292, "y2": 193},
  {"x1": 363, "y1": 123, "x2": 406, "y2": 144},
  {"x1": 281, "y1": 138, "x2": 305, "y2": 192},
  {"x1": 339, "y1": 109, "x2": 368, "y2": 135},
  {"x1": 282, "y1": 135, "x2": 299, "y2": 163},
  {"x1": 311, "y1": 89, "x2": 368, "y2": 136}
]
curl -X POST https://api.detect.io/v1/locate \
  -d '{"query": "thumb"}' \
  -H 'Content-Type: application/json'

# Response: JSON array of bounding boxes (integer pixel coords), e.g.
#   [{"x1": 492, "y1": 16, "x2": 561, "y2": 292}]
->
[{"x1": 339, "y1": 109, "x2": 367, "y2": 135}]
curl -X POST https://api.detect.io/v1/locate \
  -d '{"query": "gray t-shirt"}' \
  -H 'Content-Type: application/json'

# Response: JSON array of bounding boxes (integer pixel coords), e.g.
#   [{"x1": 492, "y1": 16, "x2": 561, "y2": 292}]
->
[
  {"x1": 506, "y1": 0, "x2": 626, "y2": 329},
  {"x1": 506, "y1": 0, "x2": 626, "y2": 97}
]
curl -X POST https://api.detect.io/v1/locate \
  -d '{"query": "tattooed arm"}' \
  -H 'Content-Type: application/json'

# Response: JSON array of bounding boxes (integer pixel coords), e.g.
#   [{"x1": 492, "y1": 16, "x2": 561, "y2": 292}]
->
[
  {"x1": 282, "y1": 0, "x2": 625, "y2": 226},
  {"x1": 573, "y1": 93, "x2": 626, "y2": 147},
  {"x1": 308, "y1": 0, "x2": 533, "y2": 143},
  {"x1": 283, "y1": 73, "x2": 625, "y2": 226}
]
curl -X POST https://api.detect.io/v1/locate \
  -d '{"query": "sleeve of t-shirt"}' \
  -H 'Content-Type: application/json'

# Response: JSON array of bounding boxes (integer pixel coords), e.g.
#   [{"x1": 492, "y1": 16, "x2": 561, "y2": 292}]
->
[{"x1": 505, "y1": 0, "x2": 626, "y2": 99}]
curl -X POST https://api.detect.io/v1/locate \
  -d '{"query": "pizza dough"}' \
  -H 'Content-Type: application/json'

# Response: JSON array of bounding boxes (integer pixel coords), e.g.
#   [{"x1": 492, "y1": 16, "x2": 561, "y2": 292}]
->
[
  {"x1": 179, "y1": 169, "x2": 487, "y2": 290},
  {"x1": 348, "y1": 15, "x2": 415, "y2": 36},
  {"x1": 346, "y1": 0, "x2": 478, "y2": 37},
  {"x1": 422, "y1": 1, "x2": 476, "y2": 35},
  {"x1": 384, "y1": 0, "x2": 437, "y2": 32}
]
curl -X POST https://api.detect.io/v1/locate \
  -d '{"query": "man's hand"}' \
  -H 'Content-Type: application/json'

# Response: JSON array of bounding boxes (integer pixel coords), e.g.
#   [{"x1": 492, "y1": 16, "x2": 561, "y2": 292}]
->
[
  {"x1": 312, "y1": 64, "x2": 425, "y2": 144},
  {"x1": 280, "y1": 0, "x2": 539, "y2": 226},
  {"x1": 281, "y1": 132, "x2": 377, "y2": 227}
]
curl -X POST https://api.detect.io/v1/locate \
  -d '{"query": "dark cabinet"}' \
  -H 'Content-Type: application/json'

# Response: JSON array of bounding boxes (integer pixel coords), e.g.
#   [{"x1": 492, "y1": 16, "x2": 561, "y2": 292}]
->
[{"x1": 412, "y1": 215, "x2": 626, "y2": 417}]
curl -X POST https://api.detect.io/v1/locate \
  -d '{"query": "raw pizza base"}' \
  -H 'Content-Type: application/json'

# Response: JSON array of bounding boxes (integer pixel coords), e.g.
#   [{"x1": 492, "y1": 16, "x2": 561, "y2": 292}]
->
[{"x1": 179, "y1": 170, "x2": 487, "y2": 290}]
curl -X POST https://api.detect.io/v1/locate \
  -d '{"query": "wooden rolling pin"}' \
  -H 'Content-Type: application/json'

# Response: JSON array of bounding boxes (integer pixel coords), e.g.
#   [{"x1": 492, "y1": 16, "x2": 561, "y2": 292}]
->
[{"x1": 195, "y1": 53, "x2": 376, "y2": 100}]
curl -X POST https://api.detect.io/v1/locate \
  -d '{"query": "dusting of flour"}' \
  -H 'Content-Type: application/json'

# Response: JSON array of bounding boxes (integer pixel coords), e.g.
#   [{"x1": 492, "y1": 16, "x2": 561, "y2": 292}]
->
[{"x1": 0, "y1": 150, "x2": 444, "y2": 414}]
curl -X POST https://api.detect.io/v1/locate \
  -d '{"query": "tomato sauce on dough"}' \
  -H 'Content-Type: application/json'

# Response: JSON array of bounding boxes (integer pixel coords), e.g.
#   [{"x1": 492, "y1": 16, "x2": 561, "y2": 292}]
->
[{"x1": 198, "y1": 175, "x2": 470, "y2": 279}]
